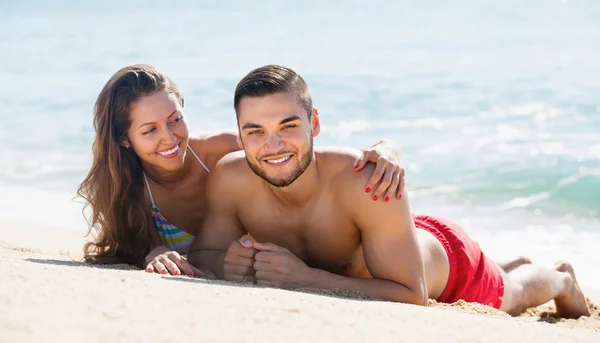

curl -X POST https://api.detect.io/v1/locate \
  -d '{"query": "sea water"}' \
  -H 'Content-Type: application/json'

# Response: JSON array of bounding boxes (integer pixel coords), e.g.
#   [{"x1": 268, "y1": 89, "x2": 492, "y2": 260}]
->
[{"x1": 1, "y1": 0, "x2": 598, "y2": 289}]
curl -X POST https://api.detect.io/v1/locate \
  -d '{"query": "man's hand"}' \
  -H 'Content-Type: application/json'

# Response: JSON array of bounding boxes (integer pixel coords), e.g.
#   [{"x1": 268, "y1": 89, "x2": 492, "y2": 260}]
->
[
  {"x1": 222, "y1": 234, "x2": 258, "y2": 282},
  {"x1": 354, "y1": 139, "x2": 405, "y2": 202},
  {"x1": 253, "y1": 242, "x2": 314, "y2": 288}
]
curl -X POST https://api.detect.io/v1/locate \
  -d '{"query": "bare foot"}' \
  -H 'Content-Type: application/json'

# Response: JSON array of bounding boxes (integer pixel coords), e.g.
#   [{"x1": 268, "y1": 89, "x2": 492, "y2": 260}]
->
[
  {"x1": 553, "y1": 261, "x2": 590, "y2": 319},
  {"x1": 497, "y1": 256, "x2": 532, "y2": 273}
]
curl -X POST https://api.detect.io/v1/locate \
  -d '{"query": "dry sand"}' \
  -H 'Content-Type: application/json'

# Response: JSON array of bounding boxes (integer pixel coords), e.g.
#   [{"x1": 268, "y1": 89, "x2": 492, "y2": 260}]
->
[{"x1": 1, "y1": 219, "x2": 599, "y2": 343}]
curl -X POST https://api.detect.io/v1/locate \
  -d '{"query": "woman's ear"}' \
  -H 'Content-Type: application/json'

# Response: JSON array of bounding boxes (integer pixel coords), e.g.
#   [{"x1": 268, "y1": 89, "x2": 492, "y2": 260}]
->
[{"x1": 121, "y1": 137, "x2": 131, "y2": 149}]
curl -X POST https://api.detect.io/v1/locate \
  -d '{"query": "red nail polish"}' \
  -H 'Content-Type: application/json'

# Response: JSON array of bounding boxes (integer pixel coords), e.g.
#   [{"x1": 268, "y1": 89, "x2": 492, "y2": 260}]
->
[
  {"x1": 173, "y1": 271, "x2": 180, "y2": 276},
  {"x1": 146, "y1": 268, "x2": 153, "y2": 273},
  {"x1": 187, "y1": 272, "x2": 194, "y2": 277},
  {"x1": 384, "y1": 196, "x2": 390, "y2": 202},
  {"x1": 373, "y1": 195, "x2": 379, "y2": 201},
  {"x1": 399, "y1": 194, "x2": 403, "y2": 200},
  {"x1": 161, "y1": 270, "x2": 167, "y2": 274},
  {"x1": 354, "y1": 164, "x2": 359, "y2": 169},
  {"x1": 365, "y1": 187, "x2": 371, "y2": 193}
]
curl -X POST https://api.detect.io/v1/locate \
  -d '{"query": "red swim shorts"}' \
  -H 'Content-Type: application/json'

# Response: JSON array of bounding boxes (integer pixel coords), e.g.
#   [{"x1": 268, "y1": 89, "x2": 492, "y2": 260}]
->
[{"x1": 413, "y1": 214, "x2": 504, "y2": 309}]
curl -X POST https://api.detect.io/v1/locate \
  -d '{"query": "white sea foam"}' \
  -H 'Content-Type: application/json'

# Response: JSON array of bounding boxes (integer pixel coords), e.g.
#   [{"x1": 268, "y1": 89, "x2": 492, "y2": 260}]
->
[
  {"x1": 500, "y1": 192, "x2": 552, "y2": 209},
  {"x1": 0, "y1": 185, "x2": 88, "y2": 232},
  {"x1": 327, "y1": 118, "x2": 443, "y2": 139},
  {"x1": 479, "y1": 103, "x2": 561, "y2": 121}
]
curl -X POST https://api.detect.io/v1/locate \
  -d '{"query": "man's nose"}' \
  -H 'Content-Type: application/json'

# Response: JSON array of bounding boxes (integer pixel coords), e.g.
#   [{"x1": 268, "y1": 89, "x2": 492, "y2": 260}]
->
[{"x1": 264, "y1": 132, "x2": 284, "y2": 151}]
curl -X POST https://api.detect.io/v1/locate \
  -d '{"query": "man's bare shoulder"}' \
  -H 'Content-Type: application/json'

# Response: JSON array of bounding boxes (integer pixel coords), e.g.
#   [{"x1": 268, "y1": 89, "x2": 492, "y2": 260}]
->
[
  {"x1": 315, "y1": 147, "x2": 360, "y2": 166},
  {"x1": 204, "y1": 151, "x2": 253, "y2": 196},
  {"x1": 315, "y1": 147, "x2": 375, "y2": 184},
  {"x1": 211, "y1": 150, "x2": 250, "y2": 177}
]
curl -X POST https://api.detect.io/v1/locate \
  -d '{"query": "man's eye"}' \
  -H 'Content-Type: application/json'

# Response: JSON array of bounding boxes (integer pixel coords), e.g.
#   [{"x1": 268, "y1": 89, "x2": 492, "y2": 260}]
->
[
  {"x1": 283, "y1": 124, "x2": 297, "y2": 129},
  {"x1": 249, "y1": 130, "x2": 262, "y2": 135}
]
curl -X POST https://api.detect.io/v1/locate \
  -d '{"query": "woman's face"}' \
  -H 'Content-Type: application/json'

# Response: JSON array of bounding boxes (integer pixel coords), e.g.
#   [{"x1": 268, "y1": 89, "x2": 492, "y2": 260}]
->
[{"x1": 125, "y1": 91, "x2": 189, "y2": 173}]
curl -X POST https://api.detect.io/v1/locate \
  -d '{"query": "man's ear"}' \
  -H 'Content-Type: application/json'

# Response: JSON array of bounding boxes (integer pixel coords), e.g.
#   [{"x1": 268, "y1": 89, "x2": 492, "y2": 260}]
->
[
  {"x1": 237, "y1": 132, "x2": 243, "y2": 150},
  {"x1": 311, "y1": 108, "x2": 321, "y2": 137}
]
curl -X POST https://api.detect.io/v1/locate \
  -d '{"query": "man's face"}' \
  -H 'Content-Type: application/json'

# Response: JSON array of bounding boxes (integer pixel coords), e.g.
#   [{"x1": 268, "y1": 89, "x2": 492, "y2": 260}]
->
[{"x1": 237, "y1": 92, "x2": 320, "y2": 187}]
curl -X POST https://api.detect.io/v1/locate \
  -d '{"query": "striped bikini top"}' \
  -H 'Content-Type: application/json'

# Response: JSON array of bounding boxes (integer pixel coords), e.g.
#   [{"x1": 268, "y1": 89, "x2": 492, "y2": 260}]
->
[{"x1": 143, "y1": 147, "x2": 210, "y2": 255}]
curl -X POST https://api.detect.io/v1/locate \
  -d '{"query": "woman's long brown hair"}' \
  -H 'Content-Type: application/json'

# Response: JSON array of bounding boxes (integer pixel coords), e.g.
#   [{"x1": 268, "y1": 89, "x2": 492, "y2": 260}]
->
[{"x1": 77, "y1": 64, "x2": 183, "y2": 266}]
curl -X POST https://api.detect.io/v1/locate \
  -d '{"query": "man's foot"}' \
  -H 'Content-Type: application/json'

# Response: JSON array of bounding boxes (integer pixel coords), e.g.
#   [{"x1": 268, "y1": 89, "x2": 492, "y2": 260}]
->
[
  {"x1": 553, "y1": 261, "x2": 590, "y2": 319},
  {"x1": 497, "y1": 256, "x2": 532, "y2": 273}
]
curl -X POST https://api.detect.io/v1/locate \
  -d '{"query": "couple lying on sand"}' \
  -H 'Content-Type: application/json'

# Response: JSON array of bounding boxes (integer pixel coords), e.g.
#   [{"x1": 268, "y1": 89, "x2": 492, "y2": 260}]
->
[{"x1": 79, "y1": 64, "x2": 590, "y2": 319}]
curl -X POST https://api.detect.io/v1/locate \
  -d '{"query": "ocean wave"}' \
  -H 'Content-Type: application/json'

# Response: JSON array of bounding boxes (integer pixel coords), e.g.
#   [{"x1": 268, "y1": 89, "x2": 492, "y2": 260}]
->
[
  {"x1": 497, "y1": 169, "x2": 600, "y2": 217},
  {"x1": 325, "y1": 118, "x2": 444, "y2": 139},
  {"x1": 479, "y1": 103, "x2": 561, "y2": 122}
]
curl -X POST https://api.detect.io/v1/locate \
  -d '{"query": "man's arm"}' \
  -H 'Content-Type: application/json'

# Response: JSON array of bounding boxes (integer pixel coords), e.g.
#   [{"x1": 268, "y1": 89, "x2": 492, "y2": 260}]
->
[
  {"x1": 252, "y1": 161, "x2": 427, "y2": 305},
  {"x1": 310, "y1": 181, "x2": 427, "y2": 304},
  {"x1": 187, "y1": 153, "x2": 249, "y2": 279}
]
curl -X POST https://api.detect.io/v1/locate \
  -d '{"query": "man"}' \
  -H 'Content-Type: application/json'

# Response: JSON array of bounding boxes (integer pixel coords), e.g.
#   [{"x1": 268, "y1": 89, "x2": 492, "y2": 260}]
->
[{"x1": 188, "y1": 65, "x2": 590, "y2": 318}]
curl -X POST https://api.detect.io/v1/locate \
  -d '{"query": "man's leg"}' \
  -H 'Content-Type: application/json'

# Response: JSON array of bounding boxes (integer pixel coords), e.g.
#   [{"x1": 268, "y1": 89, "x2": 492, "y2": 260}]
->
[
  {"x1": 499, "y1": 261, "x2": 590, "y2": 318},
  {"x1": 496, "y1": 256, "x2": 532, "y2": 273}
]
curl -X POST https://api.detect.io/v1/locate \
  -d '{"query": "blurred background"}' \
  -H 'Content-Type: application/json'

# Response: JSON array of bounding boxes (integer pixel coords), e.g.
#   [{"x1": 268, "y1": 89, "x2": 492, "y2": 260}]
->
[{"x1": 1, "y1": 0, "x2": 598, "y2": 289}]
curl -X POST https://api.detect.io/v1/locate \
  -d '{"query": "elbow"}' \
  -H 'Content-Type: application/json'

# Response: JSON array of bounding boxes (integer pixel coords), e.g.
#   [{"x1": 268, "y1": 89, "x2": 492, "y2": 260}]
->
[
  {"x1": 403, "y1": 289, "x2": 428, "y2": 306},
  {"x1": 387, "y1": 282, "x2": 428, "y2": 306},
  {"x1": 410, "y1": 282, "x2": 429, "y2": 306},
  {"x1": 415, "y1": 290, "x2": 429, "y2": 306}
]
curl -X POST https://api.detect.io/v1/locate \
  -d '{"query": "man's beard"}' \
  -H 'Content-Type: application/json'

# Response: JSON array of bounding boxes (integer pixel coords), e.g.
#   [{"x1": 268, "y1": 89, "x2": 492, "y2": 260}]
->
[{"x1": 246, "y1": 138, "x2": 314, "y2": 188}]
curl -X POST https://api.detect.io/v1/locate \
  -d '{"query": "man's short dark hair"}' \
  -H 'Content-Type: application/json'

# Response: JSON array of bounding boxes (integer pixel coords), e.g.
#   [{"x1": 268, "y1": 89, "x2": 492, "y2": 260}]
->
[{"x1": 234, "y1": 65, "x2": 313, "y2": 119}]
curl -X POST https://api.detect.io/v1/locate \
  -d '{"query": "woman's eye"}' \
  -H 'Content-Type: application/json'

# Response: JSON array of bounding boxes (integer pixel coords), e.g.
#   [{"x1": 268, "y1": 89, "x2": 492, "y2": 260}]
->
[
  {"x1": 173, "y1": 116, "x2": 183, "y2": 123},
  {"x1": 143, "y1": 127, "x2": 156, "y2": 135}
]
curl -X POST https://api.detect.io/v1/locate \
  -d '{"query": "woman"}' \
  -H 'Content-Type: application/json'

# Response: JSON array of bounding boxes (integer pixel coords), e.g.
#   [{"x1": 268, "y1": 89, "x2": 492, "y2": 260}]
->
[{"x1": 77, "y1": 64, "x2": 406, "y2": 277}]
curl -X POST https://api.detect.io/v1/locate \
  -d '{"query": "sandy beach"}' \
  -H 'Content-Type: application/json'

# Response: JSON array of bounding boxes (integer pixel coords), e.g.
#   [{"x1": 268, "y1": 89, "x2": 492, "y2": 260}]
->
[{"x1": 1, "y1": 219, "x2": 598, "y2": 343}]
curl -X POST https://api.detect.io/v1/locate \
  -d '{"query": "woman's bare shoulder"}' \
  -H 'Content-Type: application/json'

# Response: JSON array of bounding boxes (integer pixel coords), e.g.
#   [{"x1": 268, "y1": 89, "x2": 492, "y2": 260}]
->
[{"x1": 188, "y1": 130, "x2": 240, "y2": 169}]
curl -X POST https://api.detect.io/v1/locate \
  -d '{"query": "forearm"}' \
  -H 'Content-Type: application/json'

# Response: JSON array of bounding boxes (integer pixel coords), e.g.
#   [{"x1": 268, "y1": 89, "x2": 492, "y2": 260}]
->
[
  {"x1": 187, "y1": 249, "x2": 226, "y2": 279},
  {"x1": 308, "y1": 268, "x2": 427, "y2": 305}
]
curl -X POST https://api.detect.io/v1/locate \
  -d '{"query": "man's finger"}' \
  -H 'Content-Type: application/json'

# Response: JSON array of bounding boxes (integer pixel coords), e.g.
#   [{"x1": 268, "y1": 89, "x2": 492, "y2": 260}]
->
[
  {"x1": 255, "y1": 270, "x2": 279, "y2": 282},
  {"x1": 224, "y1": 253, "x2": 255, "y2": 267},
  {"x1": 228, "y1": 244, "x2": 258, "y2": 259},
  {"x1": 224, "y1": 264, "x2": 255, "y2": 277},
  {"x1": 254, "y1": 251, "x2": 277, "y2": 262},
  {"x1": 189, "y1": 265, "x2": 206, "y2": 278},
  {"x1": 253, "y1": 242, "x2": 287, "y2": 253},
  {"x1": 238, "y1": 234, "x2": 255, "y2": 248},
  {"x1": 253, "y1": 261, "x2": 279, "y2": 272}
]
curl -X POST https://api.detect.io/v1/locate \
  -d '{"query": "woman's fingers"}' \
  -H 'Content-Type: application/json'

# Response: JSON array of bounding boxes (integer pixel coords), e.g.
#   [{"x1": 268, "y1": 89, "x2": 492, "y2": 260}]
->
[{"x1": 382, "y1": 171, "x2": 401, "y2": 202}]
